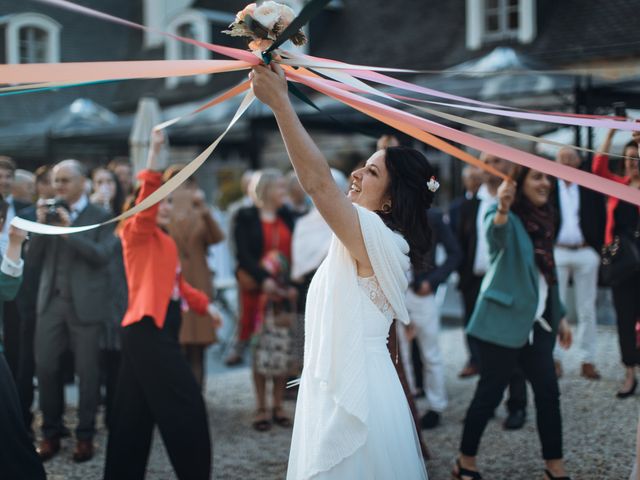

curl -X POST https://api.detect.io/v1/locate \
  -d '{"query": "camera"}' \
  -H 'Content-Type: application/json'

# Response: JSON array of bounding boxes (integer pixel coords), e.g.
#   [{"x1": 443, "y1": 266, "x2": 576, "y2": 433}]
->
[{"x1": 44, "y1": 198, "x2": 70, "y2": 224}]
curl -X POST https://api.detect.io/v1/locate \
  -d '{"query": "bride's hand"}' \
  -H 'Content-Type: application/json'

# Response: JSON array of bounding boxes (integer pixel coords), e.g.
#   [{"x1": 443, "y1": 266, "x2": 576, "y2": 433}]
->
[{"x1": 251, "y1": 63, "x2": 289, "y2": 111}]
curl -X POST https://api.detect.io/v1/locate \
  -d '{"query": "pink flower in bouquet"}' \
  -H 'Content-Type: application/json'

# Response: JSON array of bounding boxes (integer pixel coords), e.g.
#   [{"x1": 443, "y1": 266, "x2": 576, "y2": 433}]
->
[
  {"x1": 248, "y1": 38, "x2": 274, "y2": 51},
  {"x1": 252, "y1": 1, "x2": 281, "y2": 30},
  {"x1": 236, "y1": 2, "x2": 256, "y2": 22}
]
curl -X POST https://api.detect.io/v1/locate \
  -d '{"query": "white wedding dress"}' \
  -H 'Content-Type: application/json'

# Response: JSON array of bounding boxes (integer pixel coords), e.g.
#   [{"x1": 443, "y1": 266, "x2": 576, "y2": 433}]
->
[{"x1": 287, "y1": 205, "x2": 428, "y2": 480}]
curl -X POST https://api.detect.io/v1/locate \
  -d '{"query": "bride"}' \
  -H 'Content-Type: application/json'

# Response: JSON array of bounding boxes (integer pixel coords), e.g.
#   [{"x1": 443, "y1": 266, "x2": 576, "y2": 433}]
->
[{"x1": 251, "y1": 63, "x2": 431, "y2": 480}]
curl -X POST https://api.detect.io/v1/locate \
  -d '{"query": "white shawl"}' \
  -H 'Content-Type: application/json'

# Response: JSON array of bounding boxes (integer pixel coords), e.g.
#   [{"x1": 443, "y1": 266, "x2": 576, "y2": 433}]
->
[{"x1": 300, "y1": 205, "x2": 410, "y2": 478}]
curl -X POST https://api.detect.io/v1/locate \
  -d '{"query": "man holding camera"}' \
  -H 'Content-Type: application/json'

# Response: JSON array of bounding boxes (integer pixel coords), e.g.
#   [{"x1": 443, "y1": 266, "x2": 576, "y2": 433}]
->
[{"x1": 30, "y1": 159, "x2": 117, "y2": 463}]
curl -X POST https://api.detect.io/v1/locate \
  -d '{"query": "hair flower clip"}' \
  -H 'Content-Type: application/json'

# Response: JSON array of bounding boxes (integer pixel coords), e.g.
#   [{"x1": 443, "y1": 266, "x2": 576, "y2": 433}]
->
[{"x1": 426, "y1": 176, "x2": 440, "y2": 193}]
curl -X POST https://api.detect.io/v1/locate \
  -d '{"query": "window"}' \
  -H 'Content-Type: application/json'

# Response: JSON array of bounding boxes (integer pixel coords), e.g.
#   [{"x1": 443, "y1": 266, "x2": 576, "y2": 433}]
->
[
  {"x1": 484, "y1": 0, "x2": 519, "y2": 41},
  {"x1": 5, "y1": 13, "x2": 61, "y2": 64},
  {"x1": 166, "y1": 10, "x2": 211, "y2": 89},
  {"x1": 176, "y1": 23, "x2": 198, "y2": 60},
  {"x1": 466, "y1": 0, "x2": 536, "y2": 50}
]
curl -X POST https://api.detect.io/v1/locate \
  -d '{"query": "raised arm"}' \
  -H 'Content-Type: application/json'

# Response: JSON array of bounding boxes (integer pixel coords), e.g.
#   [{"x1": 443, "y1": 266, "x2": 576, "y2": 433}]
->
[
  {"x1": 251, "y1": 63, "x2": 370, "y2": 270},
  {"x1": 127, "y1": 130, "x2": 169, "y2": 238}
]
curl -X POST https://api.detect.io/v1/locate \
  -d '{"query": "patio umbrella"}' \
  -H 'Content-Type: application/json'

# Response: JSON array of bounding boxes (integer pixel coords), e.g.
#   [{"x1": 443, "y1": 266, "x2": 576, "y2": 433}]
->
[{"x1": 129, "y1": 96, "x2": 168, "y2": 176}]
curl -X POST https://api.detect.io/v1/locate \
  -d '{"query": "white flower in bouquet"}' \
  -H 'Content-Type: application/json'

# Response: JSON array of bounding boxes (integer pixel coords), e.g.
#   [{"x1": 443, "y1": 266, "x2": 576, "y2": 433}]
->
[
  {"x1": 253, "y1": 1, "x2": 281, "y2": 30},
  {"x1": 223, "y1": 1, "x2": 307, "y2": 51}
]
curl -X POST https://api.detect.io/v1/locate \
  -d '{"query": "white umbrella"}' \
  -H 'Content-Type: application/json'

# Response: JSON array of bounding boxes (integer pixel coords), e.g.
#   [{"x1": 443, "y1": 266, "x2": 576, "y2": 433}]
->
[{"x1": 129, "y1": 97, "x2": 168, "y2": 176}]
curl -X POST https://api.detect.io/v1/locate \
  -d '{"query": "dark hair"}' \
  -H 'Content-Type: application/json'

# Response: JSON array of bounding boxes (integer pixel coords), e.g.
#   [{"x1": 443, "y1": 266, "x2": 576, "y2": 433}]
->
[
  {"x1": 162, "y1": 163, "x2": 198, "y2": 187},
  {"x1": 623, "y1": 140, "x2": 638, "y2": 156},
  {"x1": 379, "y1": 146, "x2": 435, "y2": 270},
  {"x1": 108, "y1": 156, "x2": 131, "y2": 170},
  {"x1": 510, "y1": 165, "x2": 557, "y2": 285},
  {"x1": 91, "y1": 166, "x2": 126, "y2": 216},
  {"x1": 34, "y1": 165, "x2": 52, "y2": 184}
]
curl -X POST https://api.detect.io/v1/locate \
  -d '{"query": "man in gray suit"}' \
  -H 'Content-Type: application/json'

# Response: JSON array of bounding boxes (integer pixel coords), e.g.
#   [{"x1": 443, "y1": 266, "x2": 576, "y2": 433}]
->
[{"x1": 30, "y1": 160, "x2": 117, "y2": 463}]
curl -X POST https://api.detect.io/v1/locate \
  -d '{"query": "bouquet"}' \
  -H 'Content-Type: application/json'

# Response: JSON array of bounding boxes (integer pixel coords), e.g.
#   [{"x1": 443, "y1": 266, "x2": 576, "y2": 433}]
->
[{"x1": 223, "y1": 1, "x2": 307, "y2": 52}]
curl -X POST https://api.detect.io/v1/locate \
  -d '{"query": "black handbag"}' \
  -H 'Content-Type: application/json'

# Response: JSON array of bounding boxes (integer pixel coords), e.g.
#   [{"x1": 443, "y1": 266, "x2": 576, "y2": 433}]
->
[{"x1": 600, "y1": 219, "x2": 640, "y2": 287}]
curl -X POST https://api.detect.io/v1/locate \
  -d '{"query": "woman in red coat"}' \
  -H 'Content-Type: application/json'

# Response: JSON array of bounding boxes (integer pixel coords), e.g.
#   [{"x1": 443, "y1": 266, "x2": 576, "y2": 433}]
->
[{"x1": 104, "y1": 131, "x2": 217, "y2": 480}]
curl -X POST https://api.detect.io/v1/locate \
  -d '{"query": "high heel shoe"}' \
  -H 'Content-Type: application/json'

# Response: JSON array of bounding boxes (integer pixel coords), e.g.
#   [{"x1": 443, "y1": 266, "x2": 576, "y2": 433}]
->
[
  {"x1": 452, "y1": 459, "x2": 482, "y2": 479},
  {"x1": 544, "y1": 468, "x2": 571, "y2": 479},
  {"x1": 616, "y1": 378, "x2": 638, "y2": 399}
]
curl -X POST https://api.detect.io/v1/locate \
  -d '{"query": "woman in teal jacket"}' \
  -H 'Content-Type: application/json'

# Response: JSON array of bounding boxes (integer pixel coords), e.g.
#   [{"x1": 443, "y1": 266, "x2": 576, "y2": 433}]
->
[{"x1": 453, "y1": 167, "x2": 573, "y2": 480}]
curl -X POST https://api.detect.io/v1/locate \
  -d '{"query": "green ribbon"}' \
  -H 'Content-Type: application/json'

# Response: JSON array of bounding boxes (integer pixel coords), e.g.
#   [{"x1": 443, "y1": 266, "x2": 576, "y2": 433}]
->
[{"x1": 262, "y1": 0, "x2": 332, "y2": 63}]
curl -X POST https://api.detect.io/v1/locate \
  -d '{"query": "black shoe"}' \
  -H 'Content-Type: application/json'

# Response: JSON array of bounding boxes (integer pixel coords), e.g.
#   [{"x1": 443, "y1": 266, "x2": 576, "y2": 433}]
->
[
  {"x1": 420, "y1": 410, "x2": 441, "y2": 429},
  {"x1": 616, "y1": 378, "x2": 637, "y2": 399},
  {"x1": 503, "y1": 409, "x2": 526, "y2": 430}
]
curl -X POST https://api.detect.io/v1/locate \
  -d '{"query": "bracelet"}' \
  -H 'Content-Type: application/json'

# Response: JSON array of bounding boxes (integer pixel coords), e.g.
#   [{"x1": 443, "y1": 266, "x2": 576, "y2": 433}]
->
[{"x1": 497, "y1": 208, "x2": 509, "y2": 215}]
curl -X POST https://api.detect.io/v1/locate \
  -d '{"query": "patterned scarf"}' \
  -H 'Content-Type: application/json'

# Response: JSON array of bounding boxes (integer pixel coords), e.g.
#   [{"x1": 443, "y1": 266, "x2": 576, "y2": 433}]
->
[{"x1": 512, "y1": 197, "x2": 557, "y2": 285}]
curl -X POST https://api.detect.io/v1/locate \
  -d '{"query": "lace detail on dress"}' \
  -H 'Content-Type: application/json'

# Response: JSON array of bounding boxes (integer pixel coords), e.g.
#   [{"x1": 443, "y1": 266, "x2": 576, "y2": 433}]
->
[{"x1": 357, "y1": 275, "x2": 395, "y2": 321}]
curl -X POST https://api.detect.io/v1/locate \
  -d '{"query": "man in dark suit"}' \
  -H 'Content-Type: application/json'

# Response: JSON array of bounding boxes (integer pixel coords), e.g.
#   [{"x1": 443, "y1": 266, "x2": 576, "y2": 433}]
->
[
  {"x1": 0, "y1": 157, "x2": 32, "y2": 381},
  {"x1": 456, "y1": 153, "x2": 528, "y2": 430},
  {"x1": 551, "y1": 147, "x2": 606, "y2": 380},
  {"x1": 13, "y1": 166, "x2": 55, "y2": 437},
  {"x1": 30, "y1": 160, "x2": 117, "y2": 463}
]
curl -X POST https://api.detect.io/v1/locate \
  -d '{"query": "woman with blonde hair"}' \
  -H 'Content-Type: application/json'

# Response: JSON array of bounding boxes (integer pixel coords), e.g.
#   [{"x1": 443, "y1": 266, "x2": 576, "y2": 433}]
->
[{"x1": 233, "y1": 168, "x2": 296, "y2": 431}]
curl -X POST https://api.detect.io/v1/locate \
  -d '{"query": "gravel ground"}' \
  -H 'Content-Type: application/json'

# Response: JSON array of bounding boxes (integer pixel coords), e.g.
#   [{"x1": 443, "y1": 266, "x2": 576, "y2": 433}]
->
[{"x1": 41, "y1": 324, "x2": 638, "y2": 479}]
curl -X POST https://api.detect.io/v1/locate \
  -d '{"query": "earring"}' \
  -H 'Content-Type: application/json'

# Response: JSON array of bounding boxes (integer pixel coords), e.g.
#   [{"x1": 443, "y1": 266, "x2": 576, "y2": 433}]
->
[{"x1": 382, "y1": 203, "x2": 392, "y2": 213}]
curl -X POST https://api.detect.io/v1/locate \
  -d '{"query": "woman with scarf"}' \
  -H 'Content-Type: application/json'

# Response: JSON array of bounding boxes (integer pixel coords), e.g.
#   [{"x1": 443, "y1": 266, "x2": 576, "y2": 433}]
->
[
  {"x1": 454, "y1": 167, "x2": 573, "y2": 480},
  {"x1": 252, "y1": 63, "x2": 429, "y2": 479}
]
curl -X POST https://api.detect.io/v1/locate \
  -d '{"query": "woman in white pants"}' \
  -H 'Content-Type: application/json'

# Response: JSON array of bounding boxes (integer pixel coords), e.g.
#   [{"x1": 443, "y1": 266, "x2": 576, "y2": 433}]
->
[{"x1": 401, "y1": 208, "x2": 462, "y2": 429}]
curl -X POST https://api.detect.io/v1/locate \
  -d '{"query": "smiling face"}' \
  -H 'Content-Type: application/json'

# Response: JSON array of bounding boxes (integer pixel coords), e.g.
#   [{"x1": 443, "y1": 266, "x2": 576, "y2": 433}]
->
[
  {"x1": 348, "y1": 150, "x2": 391, "y2": 211},
  {"x1": 522, "y1": 169, "x2": 552, "y2": 207}
]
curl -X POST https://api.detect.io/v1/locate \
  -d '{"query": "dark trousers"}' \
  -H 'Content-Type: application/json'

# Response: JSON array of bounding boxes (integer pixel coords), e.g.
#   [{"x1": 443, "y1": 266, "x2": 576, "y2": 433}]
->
[
  {"x1": 36, "y1": 296, "x2": 101, "y2": 441},
  {"x1": 16, "y1": 310, "x2": 37, "y2": 431},
  {"x1": 462, "y1": 275, "x2": 527, "y2": 412},
  {"x1": 612, "y1": 273, "x2": 640, "y2": 367},
  {"x1": 0, "y1": 354, "x2": 46, "y2": 480},
  {"x1": 3, "y1": 300, "x2": 36, "y2": 431},
  {"x1": 2, "y1": 301, "x2": 21, "y2": 379},
  {"x1": 104, "y1": 302, "x2": 211, "y2": 480},
  {"x1": 102, "y1": 349, "x2": 121, "y2": 430},
  {"x1": 460, "y1": 324, "x2": 562, "y2": 460},
  {"x1": 461, "y1": 275, "x2": 484, "y2": 367}
]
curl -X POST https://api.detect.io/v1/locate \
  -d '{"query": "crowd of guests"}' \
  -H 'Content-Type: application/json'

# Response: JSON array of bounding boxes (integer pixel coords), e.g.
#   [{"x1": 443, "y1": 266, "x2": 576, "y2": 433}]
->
[{"x1": 0, "y1": 123, "x2": 639, "y2": 479}]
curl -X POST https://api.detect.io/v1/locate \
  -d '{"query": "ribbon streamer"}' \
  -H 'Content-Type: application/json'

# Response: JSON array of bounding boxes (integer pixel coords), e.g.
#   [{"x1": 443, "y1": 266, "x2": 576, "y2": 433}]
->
[
  {"x1": 286, "y1": 69, "x2": 640, "y2": 207},
  {"x1": 12, "y1": 90, "x2": 255, "y2": 234}
]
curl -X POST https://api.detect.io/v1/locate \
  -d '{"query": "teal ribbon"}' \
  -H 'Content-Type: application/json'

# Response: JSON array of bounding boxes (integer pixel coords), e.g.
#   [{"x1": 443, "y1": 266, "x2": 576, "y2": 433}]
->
[
  {"x1": 0, "y1": 79, "x2": 119, "y2": 97},
  {"x1": 262, "y1": 0, "x2": 331, "y2": 63}
]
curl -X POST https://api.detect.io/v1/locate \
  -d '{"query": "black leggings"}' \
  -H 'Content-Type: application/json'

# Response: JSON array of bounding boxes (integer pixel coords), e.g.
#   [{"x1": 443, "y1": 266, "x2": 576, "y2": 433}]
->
[
  {"x1": 0, "y1": 354, "x2": 46, "y2": 479},
  {"x1": 612, "y1": 272, "x2": 640, "y2": 367},
  {"x1": 104, "y1": 301, "x2": 211, "y2": 480},
  {"x1": 460, "y1": 324, "x2": 562, "y2": 460}
]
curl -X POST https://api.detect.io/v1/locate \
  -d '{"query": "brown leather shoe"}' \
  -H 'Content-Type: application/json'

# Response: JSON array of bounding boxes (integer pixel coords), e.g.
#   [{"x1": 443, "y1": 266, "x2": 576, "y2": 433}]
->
[
  {"x1": 72, "y1": 439, "x2": 94, "y2": 463},
  {"x1": 37, "y1": 437, "x2": 60, "y2": 462},
  {"x1": 554, "y1": 360, "x2": 563, "y2": 379},
  {"x1": 458, "y1": 363, "x2": 479, "y2": 378},
  {"x1": 581, "y1": 362, "x2": 601, "y2": 380}
]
